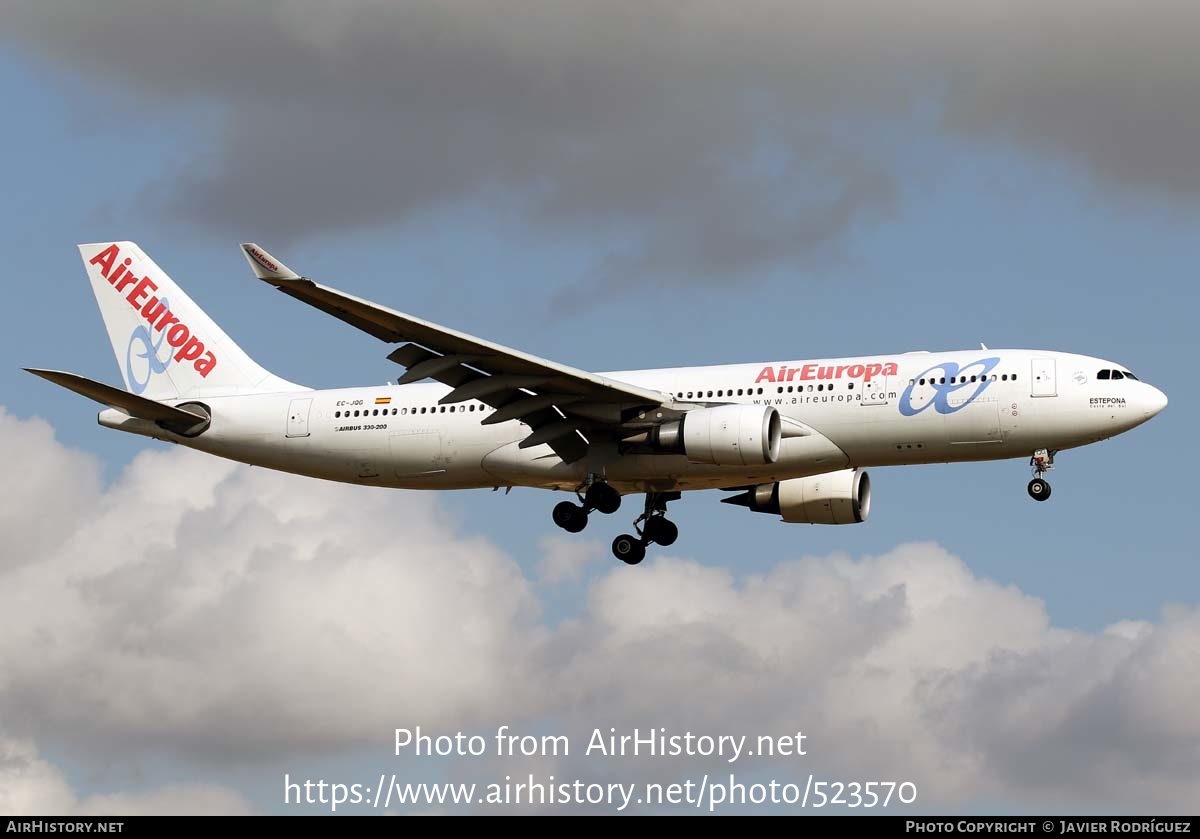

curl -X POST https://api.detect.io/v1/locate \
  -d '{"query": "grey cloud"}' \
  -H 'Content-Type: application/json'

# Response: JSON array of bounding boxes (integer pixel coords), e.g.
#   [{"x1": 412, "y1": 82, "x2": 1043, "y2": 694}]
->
[
  {"x1": 2, "y1": 405, "x2": 1199, "y2": 811},
  {"x1": 3, "y1": 1, "x2": 910, "y2": 286},
  {"x1": 10, "y1": 3, "x2": 1198, "y2": 287}
]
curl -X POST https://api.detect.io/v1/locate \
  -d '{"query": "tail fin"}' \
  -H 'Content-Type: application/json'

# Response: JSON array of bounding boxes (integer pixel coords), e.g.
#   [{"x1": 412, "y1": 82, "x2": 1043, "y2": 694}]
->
[{"x1": 79, "y1": 242, "x2": 303, "y2": 398}]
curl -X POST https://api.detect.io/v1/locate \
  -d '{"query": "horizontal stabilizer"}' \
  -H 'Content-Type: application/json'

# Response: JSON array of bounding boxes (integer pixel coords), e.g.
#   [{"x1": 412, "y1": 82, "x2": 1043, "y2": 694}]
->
[{"x1": 24, "y1": 368, "x2": 209, "y2": 434}]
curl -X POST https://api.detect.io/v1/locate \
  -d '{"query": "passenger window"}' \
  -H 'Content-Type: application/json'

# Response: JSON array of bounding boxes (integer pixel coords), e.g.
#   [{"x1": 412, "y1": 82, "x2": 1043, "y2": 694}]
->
[
  {"x1": 848, "y1": 383, "x2": 854, "y2": 390},
  {"x1": 1011, "y1": 374, "x2": 1017, "y2": 381},
  {"x1": 919, "y1": 379, "x2": 925, "y2": 385},
  {"x1": 757, "y1": 388, "x2": 763, "y2": 394}
]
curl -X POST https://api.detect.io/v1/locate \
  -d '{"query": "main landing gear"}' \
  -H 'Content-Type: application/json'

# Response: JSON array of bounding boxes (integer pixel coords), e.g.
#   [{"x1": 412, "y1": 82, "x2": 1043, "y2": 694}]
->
[
  {"x1": 551, "y1": 478, "x2": 622, "y2": 534},
  {"x1": 1027, "y1": 448, "x2": 1055, "y2": 502},
  {"x1": 612, "y1": 491, "x2": 681, "y2": 566}
]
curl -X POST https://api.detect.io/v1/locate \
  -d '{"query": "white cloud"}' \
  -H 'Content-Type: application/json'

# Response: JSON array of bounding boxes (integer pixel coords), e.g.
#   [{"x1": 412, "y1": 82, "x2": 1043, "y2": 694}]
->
[
  {"x1": 536, "y1": 535, "x2": 604, "y2": 585},
  {"x1": 0, "y1": 736, "x2": 252, "y2": 816},
  {"x1": 0, "y1": 738, "x2": 76, "y2": 816},
  {"x1": 0, "y1": 406, "x2": 545, "y2": 758},
  {"x1": 1, "y1": 405, "x2": 1198, "y2": 812}
]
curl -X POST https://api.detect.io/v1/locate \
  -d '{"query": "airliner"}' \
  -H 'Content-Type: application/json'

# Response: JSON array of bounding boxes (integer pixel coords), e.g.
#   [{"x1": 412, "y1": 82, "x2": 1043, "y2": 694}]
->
[{"x1": 27, "y1": 242, "x2": 1168, "y2": 564}]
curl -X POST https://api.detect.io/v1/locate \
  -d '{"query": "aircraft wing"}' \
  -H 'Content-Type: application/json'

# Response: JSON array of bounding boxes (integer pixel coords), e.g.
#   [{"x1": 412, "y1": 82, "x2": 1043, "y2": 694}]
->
[{"x1": 241, "y1": 244, "x2": 671, "y2": 463}]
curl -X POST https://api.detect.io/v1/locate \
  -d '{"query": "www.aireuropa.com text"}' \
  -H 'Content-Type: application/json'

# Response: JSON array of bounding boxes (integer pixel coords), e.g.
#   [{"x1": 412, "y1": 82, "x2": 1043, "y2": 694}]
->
[{"x1": 284, "y1": 773, "x2": 917, "y2": 812}]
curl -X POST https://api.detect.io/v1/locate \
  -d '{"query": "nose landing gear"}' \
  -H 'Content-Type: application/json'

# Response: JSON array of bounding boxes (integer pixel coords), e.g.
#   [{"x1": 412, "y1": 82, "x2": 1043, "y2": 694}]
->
[
  {"x1": 1027, "y1": 449, "x2": 1055, "y2": 502},
  {"x1": 612, "y1": 491, "x2": 681, "y2": 565}
]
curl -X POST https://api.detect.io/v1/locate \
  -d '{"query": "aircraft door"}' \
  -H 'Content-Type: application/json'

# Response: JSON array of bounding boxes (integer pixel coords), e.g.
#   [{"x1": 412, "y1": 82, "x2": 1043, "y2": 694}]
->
[
  {"x1": 286, "y1": 398, "x2": 312, "y2": 437},
  {"x1": 1031, "y1": 358, "x2": 1057, "y2": 397},
  {"x1": 860, "y1": 377, "x2": 892, "y2": 406}
]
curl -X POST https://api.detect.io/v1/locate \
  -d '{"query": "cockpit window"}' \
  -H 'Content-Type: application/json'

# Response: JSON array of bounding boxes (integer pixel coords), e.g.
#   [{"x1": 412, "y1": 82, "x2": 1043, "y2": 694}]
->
[
  {"x1": 1097, "y1": 369, "x2": 1110, "y2": 380},
  {"x1": 1122, "y1": 371, "x2": 1139, "y2": 380},
  {"x1": 1111, "y1": 370, "x2": 1124, "y2": 380}
]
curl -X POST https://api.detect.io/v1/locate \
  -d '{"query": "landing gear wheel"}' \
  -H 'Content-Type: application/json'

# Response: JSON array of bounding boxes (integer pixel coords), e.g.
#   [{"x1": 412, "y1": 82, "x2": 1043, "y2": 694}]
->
[
  {"x1": 552, "y1": 501, "x2": 589, "y2": 533},
  {"x1": 643, "y1": 517, "x2": 678, "y2": 547},
  {"x1": 612, "y1": 534, "x2": 646, "y2": 565},
  {"x1": 1027, "y1": 479, "x2": 1052, "y2": 502},
  {"x1": 585, "y1": 482, "x2": 622, "y2": 515}
]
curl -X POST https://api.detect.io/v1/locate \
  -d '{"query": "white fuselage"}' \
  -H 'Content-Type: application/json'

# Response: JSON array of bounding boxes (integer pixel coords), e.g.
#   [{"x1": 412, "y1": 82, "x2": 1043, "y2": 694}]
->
[{"x1": 100, "y1": 349, "x2": 1167, "y2": 494}]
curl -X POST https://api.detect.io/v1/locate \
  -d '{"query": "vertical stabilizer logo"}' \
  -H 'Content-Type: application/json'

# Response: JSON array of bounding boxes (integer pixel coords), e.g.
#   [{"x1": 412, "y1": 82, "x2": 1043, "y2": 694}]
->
[
  {"x1": 126, "y1": 297, "x2": 174, "y2": 394},
  {"x1": 89, "y1": 244, "x2": 217, "y2": 393}
]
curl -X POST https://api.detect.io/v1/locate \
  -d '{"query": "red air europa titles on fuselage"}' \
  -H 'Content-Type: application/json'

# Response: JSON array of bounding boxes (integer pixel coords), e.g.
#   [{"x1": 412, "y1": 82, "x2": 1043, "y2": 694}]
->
[
  {"x1": 754, "y1": 361, "x2": 899, "y2": 384},
  {"x1": 89, "y1": 244, "x2": 218, "y2": 377}
]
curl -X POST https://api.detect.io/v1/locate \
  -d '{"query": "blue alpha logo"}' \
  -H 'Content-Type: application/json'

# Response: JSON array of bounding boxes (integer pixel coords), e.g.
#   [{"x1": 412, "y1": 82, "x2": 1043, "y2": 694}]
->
[
  {"x1": 899, "y1": 357, "x2": 1001, "y2": 416},
  {"x1": 125, "y1": 297, "x2": 173, "y2": 395}
]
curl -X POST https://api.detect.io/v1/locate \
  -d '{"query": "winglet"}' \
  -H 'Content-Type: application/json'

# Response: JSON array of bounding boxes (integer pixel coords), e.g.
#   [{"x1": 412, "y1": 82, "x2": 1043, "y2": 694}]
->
[{"x1": 240, "y1": 243, "x2": 301, "y2": 281}]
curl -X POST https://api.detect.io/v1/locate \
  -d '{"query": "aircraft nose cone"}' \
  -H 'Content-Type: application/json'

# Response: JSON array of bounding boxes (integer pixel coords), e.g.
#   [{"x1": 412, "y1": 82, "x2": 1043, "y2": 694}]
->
[{"x1": 1145, "y1": 386, "x2": 1168, "y2": 418}]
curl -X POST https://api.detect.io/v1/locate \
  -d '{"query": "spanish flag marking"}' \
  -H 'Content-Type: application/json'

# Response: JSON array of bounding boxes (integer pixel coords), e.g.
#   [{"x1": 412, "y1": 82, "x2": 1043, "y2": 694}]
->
[{"x1": 375, "y1": 396, "x2": 392, "y2": 405}]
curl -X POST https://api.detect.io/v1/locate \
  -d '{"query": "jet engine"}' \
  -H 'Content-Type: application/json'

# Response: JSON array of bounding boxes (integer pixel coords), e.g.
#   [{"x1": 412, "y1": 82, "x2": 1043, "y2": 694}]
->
[
  {"x1": 636, "y1": 404, "x2": 782, "y2": 466},
  {"x1": 722, "y1": 468, "x2": 871, "y2": 524}
]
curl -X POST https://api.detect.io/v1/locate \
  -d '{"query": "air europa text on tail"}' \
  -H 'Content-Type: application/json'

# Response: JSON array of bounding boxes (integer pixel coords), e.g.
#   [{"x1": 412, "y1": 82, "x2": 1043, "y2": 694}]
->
[{"x1": 89, "y1": 244, "x2": 218, "y2": 377}]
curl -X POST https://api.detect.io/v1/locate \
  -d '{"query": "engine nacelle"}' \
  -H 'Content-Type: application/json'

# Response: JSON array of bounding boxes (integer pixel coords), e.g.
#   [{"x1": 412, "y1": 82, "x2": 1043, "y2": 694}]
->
[
  {"x1": 646, "y1": 404, "x2": 782, "y2": 466},
  {"x1": 723, "y1": 468, "x2": 871, "y2": 524}
]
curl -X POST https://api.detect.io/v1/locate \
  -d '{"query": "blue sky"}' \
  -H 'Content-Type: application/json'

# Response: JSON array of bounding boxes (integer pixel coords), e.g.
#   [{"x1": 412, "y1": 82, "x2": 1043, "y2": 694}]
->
[{"x1": 1, "y1": 4, "x2": 1198, "y2": 815}]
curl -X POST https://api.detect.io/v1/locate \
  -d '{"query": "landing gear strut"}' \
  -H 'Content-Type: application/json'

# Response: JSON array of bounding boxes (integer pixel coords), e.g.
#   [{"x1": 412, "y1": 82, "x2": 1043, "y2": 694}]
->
[
  {"x1": 551, "y1": 476, "x2": 622, "y2": 533},
  {"x1": 612, "y1": 491, "x2": 681, "y2": 565},
  {"x1": 1027, "y1": 448, "x2": 1055, "y2": 502}
]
